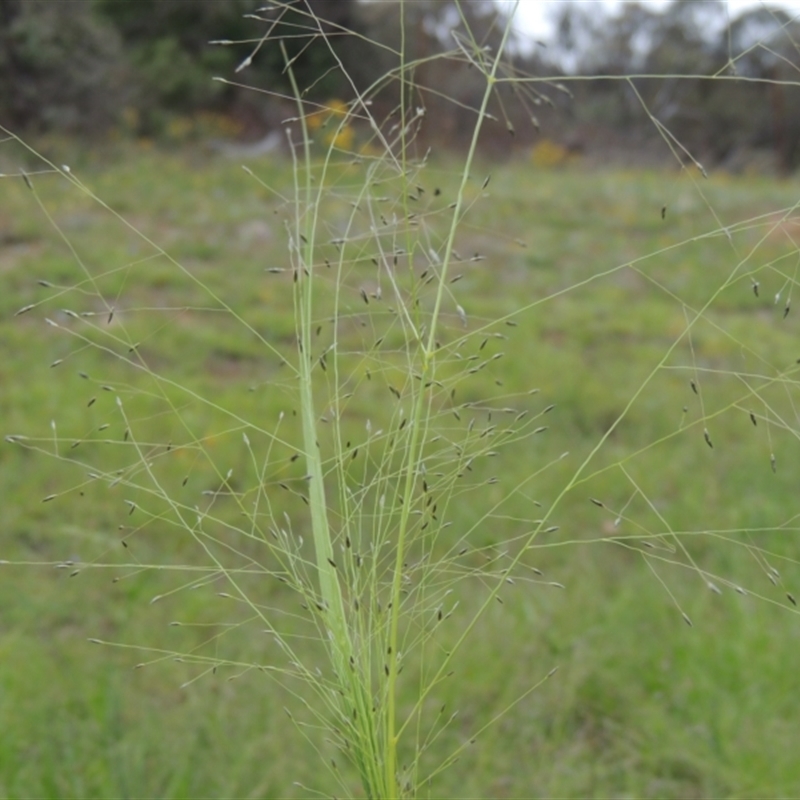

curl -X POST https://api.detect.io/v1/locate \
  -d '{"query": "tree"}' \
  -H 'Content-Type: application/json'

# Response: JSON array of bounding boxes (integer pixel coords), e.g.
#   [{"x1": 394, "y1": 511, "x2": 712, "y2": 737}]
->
[
  {"x1": 93, "y1": 0, "x2": 367, "y2": 132},
  {"x1": 0, "y1": 1, "x2": 126, "y2": 134},
  {"x1": 353, "y1": 0, "x2": 526, "y2": 146},
  {"x1": 713, "y1": 5, "x2": 800, "y2": 170}
]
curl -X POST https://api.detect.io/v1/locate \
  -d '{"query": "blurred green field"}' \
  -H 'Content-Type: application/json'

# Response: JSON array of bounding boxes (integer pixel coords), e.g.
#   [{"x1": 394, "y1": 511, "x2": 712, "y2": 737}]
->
[{"x1": 2, "y1": 139, "x2": 800, "y2": 798}]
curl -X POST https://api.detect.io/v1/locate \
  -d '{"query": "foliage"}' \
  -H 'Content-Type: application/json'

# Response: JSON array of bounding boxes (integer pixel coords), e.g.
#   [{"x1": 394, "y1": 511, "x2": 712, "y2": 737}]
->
[
  {"x1": 544, "y1": 0, "x2": 800, "y2": 171},
  {"x1": 93, "y1": 0, "x2": 367, "y2": 133},
  {"x1": 0, "y1": 2, "x2": 127, "y2": 134},
  {"x1": 2, "y1": 0, "x2": 800, "y2": 172}
]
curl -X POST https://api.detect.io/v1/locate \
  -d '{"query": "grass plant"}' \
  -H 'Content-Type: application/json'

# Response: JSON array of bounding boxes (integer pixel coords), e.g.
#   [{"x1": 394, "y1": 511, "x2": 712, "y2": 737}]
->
[{"x1": 3, "y1": 2, "x2": 800, "y2": 797}]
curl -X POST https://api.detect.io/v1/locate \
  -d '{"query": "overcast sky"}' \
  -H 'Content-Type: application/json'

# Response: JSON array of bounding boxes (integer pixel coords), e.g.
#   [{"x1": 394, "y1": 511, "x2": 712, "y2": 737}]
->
[{"x1": 501, "y1": 0, "x2": 800, "y2": 39}]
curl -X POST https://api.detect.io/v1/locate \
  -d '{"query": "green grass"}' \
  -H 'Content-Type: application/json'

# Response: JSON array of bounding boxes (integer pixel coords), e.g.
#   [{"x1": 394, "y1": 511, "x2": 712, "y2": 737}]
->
[{"x1": 3, "y1": 138, "x2": 800, "y2": 798}]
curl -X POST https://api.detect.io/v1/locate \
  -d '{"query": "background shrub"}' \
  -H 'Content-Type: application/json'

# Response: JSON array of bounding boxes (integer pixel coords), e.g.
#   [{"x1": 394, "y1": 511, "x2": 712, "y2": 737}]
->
[{"x1": 0, "y1": 1, "x2": 128, "y2": 134}]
